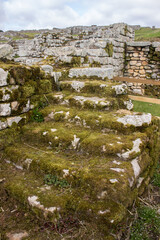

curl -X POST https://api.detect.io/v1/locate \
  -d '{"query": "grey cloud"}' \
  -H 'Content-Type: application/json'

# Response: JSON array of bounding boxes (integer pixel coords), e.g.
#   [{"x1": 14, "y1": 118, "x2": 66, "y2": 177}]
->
[{"x1": 1, "y1": 0, "x2": 160, "y2": 30}]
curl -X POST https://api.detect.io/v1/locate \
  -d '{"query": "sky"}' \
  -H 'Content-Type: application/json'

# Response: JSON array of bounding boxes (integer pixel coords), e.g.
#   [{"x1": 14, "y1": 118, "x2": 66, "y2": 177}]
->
[{"x1": 0, "y1": 0, "x2": 160, "y2": 31}]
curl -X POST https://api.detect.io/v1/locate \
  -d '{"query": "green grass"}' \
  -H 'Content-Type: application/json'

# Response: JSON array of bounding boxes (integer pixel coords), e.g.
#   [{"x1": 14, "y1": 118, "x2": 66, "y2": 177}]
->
[
  {"x1": 130, "y1": 205, "x2": 160, "y2": 240},
  {"x1": 23, "y1": 32, "x2": 38, "y2": 39},
  {"x1": 135, "y1": 27, "x2": 160, "y2": 42},
  {"x1": 133, "y1": 100, "x2": 160, "y2": 117}
]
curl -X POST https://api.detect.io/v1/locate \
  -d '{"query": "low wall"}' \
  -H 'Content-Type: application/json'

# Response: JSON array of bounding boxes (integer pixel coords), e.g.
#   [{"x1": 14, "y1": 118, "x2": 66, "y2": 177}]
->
[
  {"x1": 10, "y1": 23, "x2": 134, "y2": 77},
  {"x1": 124, "y1": 42, "x2": 160, "y2": 80},
  {"x1": 0, "y1": 63, "x2": 56, "y2": 131}
]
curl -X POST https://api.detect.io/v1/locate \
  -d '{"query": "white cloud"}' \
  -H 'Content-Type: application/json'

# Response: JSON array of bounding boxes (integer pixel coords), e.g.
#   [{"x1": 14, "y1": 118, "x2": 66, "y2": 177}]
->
[{"x1": 1, "y1": 0, "x2": 160, "y2": 30}]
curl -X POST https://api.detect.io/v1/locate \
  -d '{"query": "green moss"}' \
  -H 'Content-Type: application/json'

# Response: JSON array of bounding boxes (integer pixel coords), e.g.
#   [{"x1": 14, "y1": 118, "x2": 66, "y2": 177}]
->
[
  {"x1": 70, "y1": 57, "x2": 81, "y2": 67},
  {"x1": 124, "y1": 25, "x2": 128, "y2": 36},
  {"x1": 105, "y1": 43, "x2": 113, "y2": 57},
  {"x1": 21, "y1": 84, "x2": 36, "y2": 98},
  {"x1": 90, "y1": 61, "x2": 101, "y2": 67},
  {"x1": 38, "y1": 79, "x2": 52, "y2": 94},
  {"x1": 83, "y1": 56, "x2": 89, "y2": 64},
  {"x1": 0, "y1": 90, "x2": 3, "y2": 100},
  {"x1": 0, "y1": 125, "x2": 21, "y2": 149}
]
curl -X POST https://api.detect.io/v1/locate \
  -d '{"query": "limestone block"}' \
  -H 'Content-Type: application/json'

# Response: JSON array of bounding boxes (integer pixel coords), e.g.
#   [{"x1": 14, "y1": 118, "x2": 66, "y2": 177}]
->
[
  {"x1": 112, "y1": 84, "x2": 127, "y2": 95},
  {"x1": 11, "y1": 101, "x2": 19, "y2": 111},
  {"x1": 22, "y1": 100, "x2": 30, "y2": 113},
  {"x1": 51, "y1": 72, "x2": 62, "y2": 83},
  {"x1": 69, "y1": 67, "x2": 114, "y2": 80},
  {"x1": 0, "y1": 44, "x2": 13, "y2": 59},
  {"x1": 139, "y1": 69, "x2": 145, "y2": 75},
  {"x1": 152, "y1": 42, "x2": 160, "y2": 48},
  {"x1": 133, "y1": 53, "x2": 139, "y2": 57},
  {"x1": 127, "y1": 42, "x2": 151, "y2": 47},
  {"x1": 0, "y1": 68, "x2": 8, "y2": 86},
  {"x1": 128, "y1": 69, "x2": 134, "y2": 74},
  {"x1": 41, "y1": 65, "x2": 53, "y2": 74},
  {"x1": 130, "y1": 61, "x2": 137, "y2": 65},
  {"x1": 0, "y1": 86, "x2": 19, "y2": 102},
  {"x1": 117, "y1": 113, "x2": 151, "y2": 127},
  {"x1": 57, "y1": 55, "x2": 72, "y2": 63},
  {"x1": 0, "y1": 103, "x2": 11, "y2": 116},
  {"x1": 88, "y1": 57, "x2": 109, "y2": 65},
  {"x1": 7, "y1": 116, "x2": 22, "y2": 127}
]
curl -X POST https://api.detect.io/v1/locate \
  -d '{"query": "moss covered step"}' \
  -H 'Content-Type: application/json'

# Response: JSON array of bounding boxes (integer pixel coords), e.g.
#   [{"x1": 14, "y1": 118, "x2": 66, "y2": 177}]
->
[
  {"x1": 21, "y1": 121, "x2": 148, "y2": 159},
  {"x1": 40, "y1": 105, "x2": 153, "y2": 133},
  {"x1": 44, "y1": 91, "x2": 133, "y2": 111},
  {"x1": 1, "y1": 141, "x2": 157, "y2": 237},
  {"x1": 4, "y1": 141, "x2": 156, "y2": 200},
  {"x1": 59, "y1": 79, "x2": 128, "y2": 97},
  {"x1": 0, "y1": 160, "x2": 129, "y2": 236}
]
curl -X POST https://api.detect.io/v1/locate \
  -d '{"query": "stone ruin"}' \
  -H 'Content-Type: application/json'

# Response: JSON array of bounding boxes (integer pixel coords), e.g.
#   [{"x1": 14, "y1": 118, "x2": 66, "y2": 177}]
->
[{"x1": 0, "y1": 23, "x2": 160, "y2": 239}]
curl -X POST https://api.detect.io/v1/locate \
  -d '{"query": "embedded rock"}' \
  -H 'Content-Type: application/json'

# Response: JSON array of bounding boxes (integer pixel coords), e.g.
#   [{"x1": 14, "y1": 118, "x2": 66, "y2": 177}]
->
[
  {"x1": 0, "y1": 120, "x2": 8, "y2": 130},
  {"x1": 41, "y1": 65, "x2": 53, "y2": 74},
  {"x1": 0, "y1": 103, "x2": 11, "y2": 116},
  {"x1": 112, "y1": 84, "x2": 127, "y2": 95},
  {"x1": 69, "y1": 68, "x2": 114, "y2": 80},
  {"x1": 0, "y1": 44, "x2": 13, "y2": 59},
  {"x1": 0, "y1": 68, "x2": 8, "y2": 86},
  {"x1": 117, "y1": 113, "x2": 152, "y2": 127}
]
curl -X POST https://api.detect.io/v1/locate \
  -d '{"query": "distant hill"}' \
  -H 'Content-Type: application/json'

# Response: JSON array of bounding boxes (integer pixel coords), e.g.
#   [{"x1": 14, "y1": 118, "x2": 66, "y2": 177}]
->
[{"x1": 135, "y1": 27, "x2": 160, "y2": 42}]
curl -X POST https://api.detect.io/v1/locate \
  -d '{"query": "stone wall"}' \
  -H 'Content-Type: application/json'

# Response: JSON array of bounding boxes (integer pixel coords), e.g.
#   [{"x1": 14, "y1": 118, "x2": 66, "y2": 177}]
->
[
  {"x1": 9, "y1": 23, "x2": 134, "y2": 77},
  {"x1": 124, "y1": 42, "x2": 160, "y2": 80},
  {"x1": 0, "y1": 63, "x2": 56, "y2": 131}
]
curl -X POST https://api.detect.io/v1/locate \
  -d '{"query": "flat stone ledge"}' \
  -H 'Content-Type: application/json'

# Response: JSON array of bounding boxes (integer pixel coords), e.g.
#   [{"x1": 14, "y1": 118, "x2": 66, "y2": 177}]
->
[
  {"x1": 69, "y1": 67, "x2": 114, "y2": 80},
  {"x1": 152, "y1": 42, "x2": 160, "y2": 48},
  {"x1": 127, "y1": 42, "x2": 151, "y2": 47}
]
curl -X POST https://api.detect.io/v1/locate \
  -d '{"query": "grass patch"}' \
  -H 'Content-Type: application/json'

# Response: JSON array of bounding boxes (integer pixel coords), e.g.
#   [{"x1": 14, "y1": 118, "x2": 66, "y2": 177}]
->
[
  {"x1": 133, "y1": 100, "x2": 160, "y2": 117},
  {"x1": 135, "y1": 27, "x2": 160, "y2": 42},
  {"x1": 130, "y1": 205, "x2": 160, "y2": 240}
]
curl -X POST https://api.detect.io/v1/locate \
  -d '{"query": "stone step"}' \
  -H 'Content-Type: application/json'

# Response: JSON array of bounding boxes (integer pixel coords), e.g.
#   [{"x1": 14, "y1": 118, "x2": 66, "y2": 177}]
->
[
  {"x1": 1, "y1": 140, "x2": 155, "y2": 236},
  {"x1": 41, "y1": 105, "x2": 153, "y2": 133},
  {"x1": 4, "y1": 141, "x2": 155, "y2": 194},
  {"x1": 68, "y1": 67, "x2": 114, "y2": 80},
  {"x1": 59, "y1": 79, "x2": 128, "y2": 97},
  {"x1": 21, "y1": 121, "x2": 147, "y2": 159},
  {"x1": 45, "y1": 91, "x2": 133, "y2": 111}
]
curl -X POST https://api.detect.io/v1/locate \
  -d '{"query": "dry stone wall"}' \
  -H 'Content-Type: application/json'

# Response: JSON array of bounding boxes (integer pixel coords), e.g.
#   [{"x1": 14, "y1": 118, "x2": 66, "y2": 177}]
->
[
  {"x1": 9, "y1": 23, "x2": 134, "y2": 77},
  {"x1": 0, "y1": 64, "x2": 56, "y2": 131},
  {"x1": 124, "y1": 42, "x2": 160, "y2": 80}
]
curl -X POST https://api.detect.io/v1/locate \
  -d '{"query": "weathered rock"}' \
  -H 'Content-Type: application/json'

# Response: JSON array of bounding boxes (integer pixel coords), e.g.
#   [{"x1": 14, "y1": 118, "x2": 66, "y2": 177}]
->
[
  {"x1": 0, "y1": 103, "x2": 11, "y2": 116},
  {"x1": 41, "y1": 65, "x2": 53, "y2": 74},
  {"x1": 112, "y1": 84, "x2": 127, "y2": 95},
  {"x1": 0, "y1": 44, "x2": 13, "y2": 59},
  {"x1": 7, "y1": 116, "x2": 23, "y2": 127},
  {"x1": 0, "y1": 68, "x2": 8, "y2": 86},
  {"x1": 69, "y1": 67, "x2": 114, "y2": 80},
  {"x1": 0, "y1": 119, "x2": 8, "y2": 130},
  {"x1": 51, "y1": 72, "x2": 62, "y2": 83},
  {"x1": 6, "y1": 231, "x2": 29, "y2": 240},
  {"x1": 117, "y1": 113, "x2": 152, "y2": 127}
]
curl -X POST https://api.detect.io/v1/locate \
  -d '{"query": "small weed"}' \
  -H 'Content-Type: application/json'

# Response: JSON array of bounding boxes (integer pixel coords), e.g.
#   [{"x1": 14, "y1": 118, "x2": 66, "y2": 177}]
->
[
  {"x1": 104, "y1": 42, "x2": 113, "y2": 57},
  {"x1": 14, "y1": 54, "x2": 20, "y2": 58},
  {"x1": 31, "y1": 108, "x2": 44, "y2": 122},
  {"x1": 44, "y1": 174, "x2": 69, "y2": 188}
]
